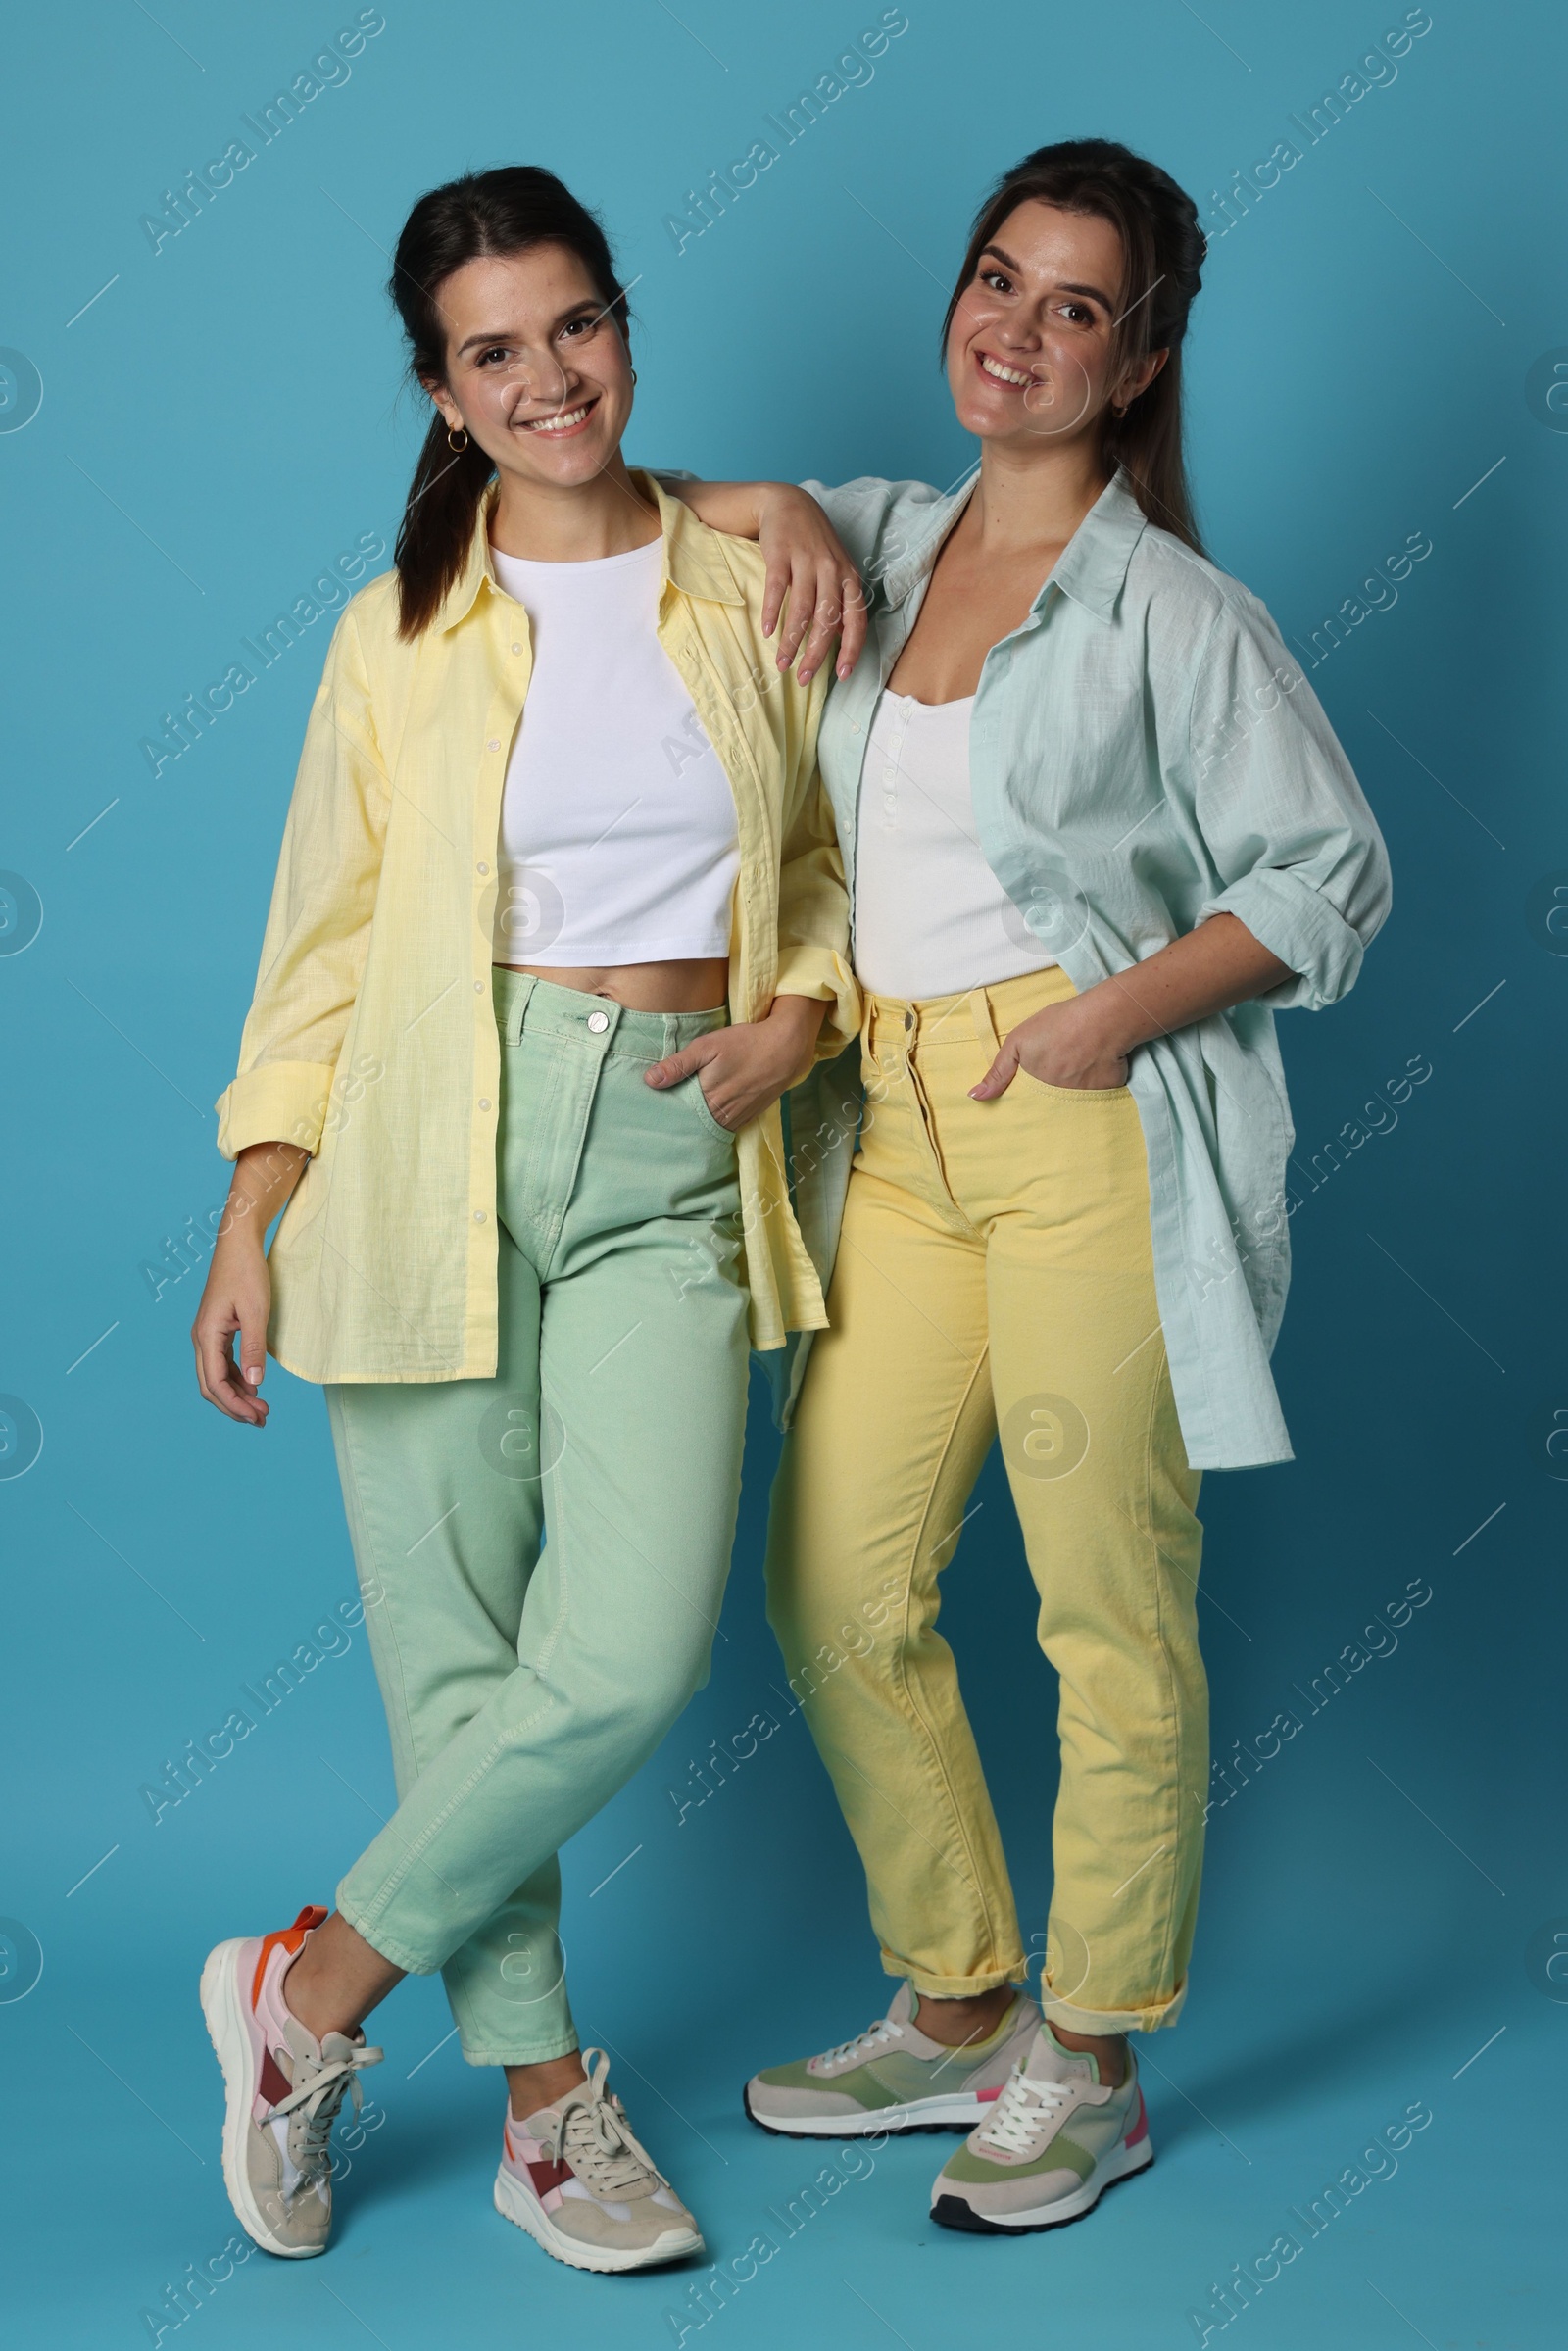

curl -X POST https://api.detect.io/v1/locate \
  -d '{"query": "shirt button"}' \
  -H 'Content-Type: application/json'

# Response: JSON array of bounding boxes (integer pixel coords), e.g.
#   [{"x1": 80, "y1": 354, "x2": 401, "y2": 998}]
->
[
  {"x1": 511, "y1": 642, "x2": 522, "y2": 655},
  {"x1": 473, "y1": 1209, "x2": 487, "y2": 1223},
  {"x1": 478, "y1": 1098, "x2": 491, "y2": 1110},
  {"x1": 474, "y1": 980, "x2": 484, "y2": 992},
  {"x1": 476, "y1": 861, "x2": 489, "y2": 876},
  {"x1": 487, "y1": 738, "x2": 500, "y2": 752},
  {"x1": 587, "y1": 1009, "x2": 610, "y2": 1034}
]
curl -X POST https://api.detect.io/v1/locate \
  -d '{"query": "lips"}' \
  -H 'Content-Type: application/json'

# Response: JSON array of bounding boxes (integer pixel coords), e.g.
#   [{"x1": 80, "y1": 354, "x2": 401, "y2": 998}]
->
[
  {"x1": 517, "y1": 394, "x2": 600, "y2": 437},
  {"x1": 977, "y1": 351, "x2": 1034, "y2": 389}
]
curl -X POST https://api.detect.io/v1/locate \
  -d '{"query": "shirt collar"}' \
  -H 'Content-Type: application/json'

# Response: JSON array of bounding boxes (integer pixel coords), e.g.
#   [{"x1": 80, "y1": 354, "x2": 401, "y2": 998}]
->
[
  {"x1": 1045, "y1": 467, "x2": 1150, "y2": 620},
  {"x1": 876, "y1": 464, "x2": 1149, "y2": 624},
  {"x1": 435, "y1": 467, "x2": 745, "y2": 631},
  {"x1": 875, "y1": 475, "x2": 978, "y2": 612}
]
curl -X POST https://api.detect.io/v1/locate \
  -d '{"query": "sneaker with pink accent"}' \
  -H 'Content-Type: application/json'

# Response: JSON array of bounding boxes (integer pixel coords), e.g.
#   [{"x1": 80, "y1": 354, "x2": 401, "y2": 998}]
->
[
  {"x1": 494, "y1": 2048, "x2": 703, "y2": 2274},
  {"x1": 199, "y1": 1904, "x2": 383, "y2": 2258},
  {"x1": 930, "y1": 2021, "x2": 1152, "y2": 2232}
]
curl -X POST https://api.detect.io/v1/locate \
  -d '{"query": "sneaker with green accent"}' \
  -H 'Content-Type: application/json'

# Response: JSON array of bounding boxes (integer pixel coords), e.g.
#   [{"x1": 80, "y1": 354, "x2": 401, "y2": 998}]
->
[
  {"x1": 930, "y1": 2021, "x2": 1152, "y2": 2231},
  {"x1": 744, "y1": 1983, "x2": 1040, "y2": 2138}
]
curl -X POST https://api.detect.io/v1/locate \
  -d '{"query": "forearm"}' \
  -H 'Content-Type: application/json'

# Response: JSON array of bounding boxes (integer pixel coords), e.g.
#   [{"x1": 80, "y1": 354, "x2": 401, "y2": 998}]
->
[
  {"x1": 765, "y1": 990, "x2": 828, "y2": 1081},
  {"x1": 664, "y1": 478, "x2": 777, "y2": 537},
  {"x1": 766, "y1": 987, "x2": 827, "y2": 1044},
  {"x1": 1075, "y1": 914, "x2": 1296, "y2": 1058},
  {"x1": 217, "y1": 1139, "x2": 310, "y2": 1253}
]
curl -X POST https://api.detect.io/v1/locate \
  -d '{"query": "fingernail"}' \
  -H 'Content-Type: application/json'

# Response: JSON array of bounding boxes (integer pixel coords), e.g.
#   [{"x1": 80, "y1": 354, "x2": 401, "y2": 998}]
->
[{"x1": 245, "y1": 1367, "x2": 262, "y2": 1385}]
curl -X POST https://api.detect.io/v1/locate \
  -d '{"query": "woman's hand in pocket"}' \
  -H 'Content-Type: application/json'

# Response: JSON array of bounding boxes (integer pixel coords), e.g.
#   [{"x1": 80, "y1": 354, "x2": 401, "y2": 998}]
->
[
  {"x1": 645, "y1": 995, "x2": 826, "y2": 1130},
  {"x1": 969, "y1": 1000, "x2": 1129, "y2": 1100}
]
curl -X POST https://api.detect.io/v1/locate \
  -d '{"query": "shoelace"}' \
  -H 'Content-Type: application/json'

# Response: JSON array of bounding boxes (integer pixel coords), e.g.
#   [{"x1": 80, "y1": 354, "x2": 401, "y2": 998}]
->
[
  {"x1": 815, "y1": 2015, "x2": 906, "y2": 2069},
  {"x1": 542, "y1": 2049, "x2": 663, "y2": 2201},
  {"x1": 973, "y1": 2064, "x2": 1073, "y2": 2156},
  {"x1": 268, "y1": 2039, "x2": 382, "y2": 2184}
]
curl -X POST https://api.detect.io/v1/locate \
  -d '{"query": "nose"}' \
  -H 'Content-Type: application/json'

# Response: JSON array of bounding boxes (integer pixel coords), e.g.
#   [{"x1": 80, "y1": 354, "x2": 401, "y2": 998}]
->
[
  {"x1": 536, "y1": 349, "x2": 571, "y2": 405},
  {"x1": 510, "y1": 347, "x2": 571, "y2": 407}
]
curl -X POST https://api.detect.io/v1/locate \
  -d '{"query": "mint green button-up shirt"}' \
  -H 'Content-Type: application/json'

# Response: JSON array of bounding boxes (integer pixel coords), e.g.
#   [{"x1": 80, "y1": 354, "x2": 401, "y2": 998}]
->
[{"x1": 781, "y1": 467, "x2": 1392, "y2": 1470}]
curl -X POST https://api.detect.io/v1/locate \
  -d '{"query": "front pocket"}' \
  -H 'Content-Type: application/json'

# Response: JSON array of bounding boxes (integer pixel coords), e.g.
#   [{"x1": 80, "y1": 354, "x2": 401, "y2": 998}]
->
[
  {"x1": 1017, "y1": 1069, "x2": 1132, "y2": 1102},
  {"x1": 684, "y1": 1070, "x2": 735, "y2": 1142}
]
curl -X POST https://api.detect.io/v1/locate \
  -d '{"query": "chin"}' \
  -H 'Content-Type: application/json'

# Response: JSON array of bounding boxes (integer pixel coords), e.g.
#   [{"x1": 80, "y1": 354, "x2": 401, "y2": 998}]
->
[
  {"x1": 953, "y1": 396, "x2": 1006, "y2": 440},
  {"x1": 521, "y1": 432, "x2": 612, "y2": 477}
]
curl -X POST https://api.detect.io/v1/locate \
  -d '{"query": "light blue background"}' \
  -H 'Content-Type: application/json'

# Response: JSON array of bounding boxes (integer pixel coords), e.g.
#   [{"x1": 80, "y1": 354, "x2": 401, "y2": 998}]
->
[{"x1": 2, "y1": 3, "x2": 1564, "y2": 2344}]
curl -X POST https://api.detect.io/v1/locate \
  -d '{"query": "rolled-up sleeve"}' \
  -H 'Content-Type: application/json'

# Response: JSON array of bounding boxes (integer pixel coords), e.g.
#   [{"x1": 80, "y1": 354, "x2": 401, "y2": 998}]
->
[
  {"x1": 771, "y1": 657, "x2": 858, "y2": 1058},
  {"x1": 1186, "y1": 589, "x2": 1392, "y2": 1010},
  {"x1": 774, "y1": 770, "x2": 858, "y2": 1056},
  {"x1": 216, "y1": 605, "x2": 391, "y2": 1158}
]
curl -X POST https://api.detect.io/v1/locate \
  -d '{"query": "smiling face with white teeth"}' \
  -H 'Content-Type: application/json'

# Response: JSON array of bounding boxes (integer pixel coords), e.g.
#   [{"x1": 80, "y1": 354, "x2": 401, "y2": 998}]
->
[
  {"x1": 424, "y1": 244, "x2": 637, "y2": 503},
  {"x1": 945, "y1": 199, "x2": 1166, "y2": 458}
]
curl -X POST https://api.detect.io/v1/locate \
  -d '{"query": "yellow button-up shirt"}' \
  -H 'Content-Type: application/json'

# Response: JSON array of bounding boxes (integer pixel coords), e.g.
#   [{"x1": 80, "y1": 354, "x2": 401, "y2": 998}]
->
[{"x1": 217, "y1": 473, "x2": 858, "y2": 1382}]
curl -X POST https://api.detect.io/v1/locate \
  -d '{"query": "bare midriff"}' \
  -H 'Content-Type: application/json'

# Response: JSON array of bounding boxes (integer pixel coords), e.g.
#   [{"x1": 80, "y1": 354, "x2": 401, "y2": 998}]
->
[{"x1": 494, "y1": 957, "x2": 730, "y2": 1014}]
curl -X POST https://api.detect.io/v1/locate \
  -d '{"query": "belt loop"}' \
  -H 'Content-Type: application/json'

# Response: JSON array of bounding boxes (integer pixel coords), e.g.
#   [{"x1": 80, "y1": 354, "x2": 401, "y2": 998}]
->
[
  {"x1": 662, "y1": 1012, "x2": 680, "y2": 1059},
  {"x1": 968, "y1": 987, "x2": 1000, "y2": 1053},
  {"x1": 507, "y1": 970, "x2": 537, "y2": 1047}
]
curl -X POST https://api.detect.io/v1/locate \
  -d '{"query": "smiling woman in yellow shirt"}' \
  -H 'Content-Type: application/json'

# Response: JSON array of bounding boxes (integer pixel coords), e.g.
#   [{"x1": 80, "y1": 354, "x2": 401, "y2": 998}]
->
[{"x1": 189, "y1": 166, "x2": 856, "y2": 2278}]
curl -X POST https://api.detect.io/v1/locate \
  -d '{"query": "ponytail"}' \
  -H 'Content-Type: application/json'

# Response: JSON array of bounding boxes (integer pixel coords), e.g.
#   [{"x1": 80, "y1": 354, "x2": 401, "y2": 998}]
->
[{"x1": 392, "y1": 416, "x2": 497, "y2": 640}]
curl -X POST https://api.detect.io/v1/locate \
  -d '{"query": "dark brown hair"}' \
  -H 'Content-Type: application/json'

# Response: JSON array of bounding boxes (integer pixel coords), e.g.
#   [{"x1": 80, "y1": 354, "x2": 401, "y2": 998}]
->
[
  {"x1": 942, "y1": 138, "x2": 1206, "y2": 554},
  {"x1": 388, "y1": 167, "x2": 630, "y2": 638}
]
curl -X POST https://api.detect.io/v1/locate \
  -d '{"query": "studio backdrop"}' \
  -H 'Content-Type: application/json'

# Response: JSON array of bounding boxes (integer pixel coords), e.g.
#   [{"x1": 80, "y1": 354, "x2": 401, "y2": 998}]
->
[{"x1": 1, "y1": 4, "x2": 1562, "y2": 2346}]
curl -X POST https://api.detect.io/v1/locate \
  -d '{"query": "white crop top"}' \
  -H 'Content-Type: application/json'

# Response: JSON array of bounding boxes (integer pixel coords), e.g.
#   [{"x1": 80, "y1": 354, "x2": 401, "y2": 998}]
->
[
  {"x1": 852, "y1": 689, "x2": 1058, "y2": 1001},
  {"x1": 489, "y1": 537, "x2": 740, "y2": 965}
]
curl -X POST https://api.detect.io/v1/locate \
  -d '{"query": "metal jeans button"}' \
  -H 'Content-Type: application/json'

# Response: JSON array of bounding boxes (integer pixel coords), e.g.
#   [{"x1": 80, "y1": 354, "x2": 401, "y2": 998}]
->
[{"x1": 587, "y1": 1009, "x2": 610, "y2": 1033}]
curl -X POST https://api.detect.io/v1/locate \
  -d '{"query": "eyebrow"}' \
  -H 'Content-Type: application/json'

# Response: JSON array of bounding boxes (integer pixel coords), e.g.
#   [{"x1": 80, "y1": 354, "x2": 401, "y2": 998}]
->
[{"x1": 978, "y1": 247, "x2": 1115, "y2": 310}]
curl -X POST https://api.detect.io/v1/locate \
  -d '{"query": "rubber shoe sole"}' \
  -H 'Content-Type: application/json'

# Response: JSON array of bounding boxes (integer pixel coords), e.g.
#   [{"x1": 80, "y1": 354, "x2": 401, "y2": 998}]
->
[
  {"x1": 199, "y1": 1937, "x2": 319, "y2": 2260},
  {"x1": 743, "y1": 2083, "x2": 998, "y2": 2138},
  {"x1": 493, "y1": 2162, "x2": 704, "y2": 2274},
  {"x1": 932, "y1": 2135, "x2": 1153, "y2": 2232}
]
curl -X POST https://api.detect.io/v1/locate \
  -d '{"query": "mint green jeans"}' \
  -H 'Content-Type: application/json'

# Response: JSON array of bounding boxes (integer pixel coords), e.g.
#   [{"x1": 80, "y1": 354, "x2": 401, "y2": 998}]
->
[{"x1": 327, "y1": 970, "x2": 749, "y2": 2063}]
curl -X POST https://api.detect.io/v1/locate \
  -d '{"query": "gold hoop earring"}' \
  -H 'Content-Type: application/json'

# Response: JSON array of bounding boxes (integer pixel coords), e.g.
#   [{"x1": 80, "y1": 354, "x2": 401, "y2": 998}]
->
[
  {"x1": 1111, "y1": 401, "x2": 1128, "y2": 419},
  {"x1": 447, "y1": 424, "x2": 469, "y2": 453},
  {"x1": 629, "y1": 368, "x2": 638, "y2": 384}
]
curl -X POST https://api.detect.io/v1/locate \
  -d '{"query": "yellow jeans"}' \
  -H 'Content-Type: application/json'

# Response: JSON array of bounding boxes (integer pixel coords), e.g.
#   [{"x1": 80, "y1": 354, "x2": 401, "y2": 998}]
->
[{"x1": 766, "y1": 966, "x2": 1207, "y2": 2034}]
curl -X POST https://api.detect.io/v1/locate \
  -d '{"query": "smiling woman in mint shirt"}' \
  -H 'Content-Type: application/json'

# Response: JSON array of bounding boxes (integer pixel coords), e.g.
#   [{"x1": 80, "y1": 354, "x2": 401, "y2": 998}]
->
[{"x1": 674, "y1": 137, "x2": 1391, "y2": 2237}]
